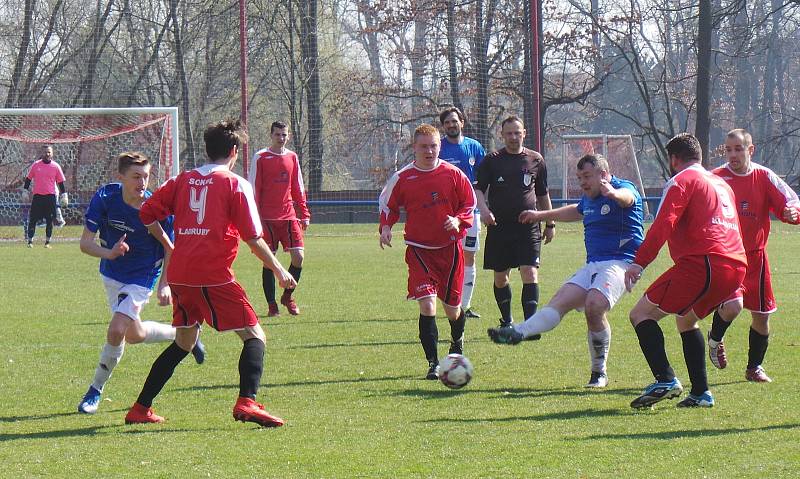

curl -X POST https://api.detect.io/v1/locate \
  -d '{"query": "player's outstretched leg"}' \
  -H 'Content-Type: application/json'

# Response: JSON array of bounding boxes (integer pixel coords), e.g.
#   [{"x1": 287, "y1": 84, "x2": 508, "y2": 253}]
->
[
  {"x1": 487, "y1": 326, "x2": 524, "y2": 345},
  {"x1": 191, "y1": 338, "x2": 206, "y2": 364},
  {"x1": 630, "y1": 378, "x2": 684, "y2": 409},
  {"x1": 79, "y1": 343, "x2": 125, "y2": 414}
]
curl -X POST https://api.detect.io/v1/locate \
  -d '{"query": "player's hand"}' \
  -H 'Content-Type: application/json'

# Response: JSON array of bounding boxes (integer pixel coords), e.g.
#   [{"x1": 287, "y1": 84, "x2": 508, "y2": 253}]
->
[
  {"x1": 599, "y1": 179, "x2": 615, "y2": 197},
  {"x1": 300, "y1": 218, "x2": 310, "y2": 231},
  {"x1": 543, "y1": 225, "x2": 555, "y2": 244},
  {"x1": 59, "y1": 192, "x2": 69, "y2": 207},
  {"x1": 624, "y1": 263, "x2": 644, "y2": 292},
  {"x1": 782, "y1": 206, "x2": 799, "y2": 223},
  {"x1": 275, "y1": 268, "x2": 297, "y2": 289},
  {"x1": 379, "y1": 225, "x2": 392, "y2": 249},
  {"x1": 108, "y1": 233, "x2": 130, "y2": 260},
  {"x1": 157, "y1": 283, "x2": 172, "y2": 306},
  {"x1": 518, "y1": 209, "x2": 541, "y2": 224},
  {"x1": 20, "y1": 188, "x2": 30, "y2": 203},
  {"x1": 481, "y1": 210, "x2": 496, "y2": 226},
  {"x1": 443, "y1": 216, "x2": 460, "y2": 232}
]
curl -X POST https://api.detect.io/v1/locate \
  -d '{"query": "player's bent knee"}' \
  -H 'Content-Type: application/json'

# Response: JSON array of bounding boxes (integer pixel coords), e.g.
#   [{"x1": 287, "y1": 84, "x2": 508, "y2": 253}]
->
[
  {"x1": 174, "y1": 327, "x2": 199, "y2": 352},
  {"x1": 237, "y1": 325, "x2": 266, "y2": 344}
]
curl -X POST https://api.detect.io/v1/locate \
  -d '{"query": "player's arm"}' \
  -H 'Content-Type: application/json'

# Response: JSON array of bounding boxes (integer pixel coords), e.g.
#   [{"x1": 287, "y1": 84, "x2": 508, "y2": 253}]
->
[
  {"x1": 601, "y1": 179, "x2": 635, "y2": 208},
  {"x1": 535, "y1": 193, "x2": 556, "y2": 243},
  {"x1": 519, "y1": 203, "x2": 581, "y2": 224},
  {"x1": 474, "y1": 160, "x2": 495, "y2": 225},
  {"x1": 291, "y1": 157, "x2": 311, "y2": 228},
  {"x1": 79, "y1": 227, "x2": 129, "y2": 260},
  {"x1": 247, "y1": 237, "x2": 296, "y2": 289},
  {"x1": 378, "y1": 174, "x2": 402, "y2": 248},
  {"x1": 764, "y1": 171, "x2": 800, "y2": 225},
  {"x1": 143, "y1": 220, "x2": 174, "y2": 306},
  {"x1": 446, "y1": 171, "x2": 476, "y2": 232},
  {"x1": 631, "y1": 182, "x2": 688, "y2": 270}
]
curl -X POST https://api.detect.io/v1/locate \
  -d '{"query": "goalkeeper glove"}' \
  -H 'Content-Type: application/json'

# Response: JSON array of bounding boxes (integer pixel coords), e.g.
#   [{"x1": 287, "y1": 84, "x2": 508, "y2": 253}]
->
[
  {"x1": 20, "y1": 188, "x2": 30, "y2": 203},
  {"x1": 59, "y1": 192, "x2": 69, "y2": 207}
]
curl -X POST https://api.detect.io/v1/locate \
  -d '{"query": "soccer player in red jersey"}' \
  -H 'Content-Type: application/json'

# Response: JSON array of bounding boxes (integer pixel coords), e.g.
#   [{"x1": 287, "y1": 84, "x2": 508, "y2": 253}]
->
[
  {"x1": 707, "y1": 129, "x2": 800, "y2": 382},
  {"x1": 379, "y1": 124, "x2": 476, "y2": 379},
  {"x1": 249, "y1": 121, "x2": 310, "y2": 317},
  {"x1": 124, "y1": 119, "x2": 296, "y2": 427},
  {"x1": 21, "y1": 145, "x2": 68, "y2": 248},
  {"x1": 624, "y1": 133, "x2": 747, "y2": 409}
]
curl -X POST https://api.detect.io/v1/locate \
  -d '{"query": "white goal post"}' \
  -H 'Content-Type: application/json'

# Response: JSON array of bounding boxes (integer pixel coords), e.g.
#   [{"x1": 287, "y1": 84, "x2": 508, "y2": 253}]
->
[{"x1": 0, "y1": 107, "x2": 179, "y2": 227}]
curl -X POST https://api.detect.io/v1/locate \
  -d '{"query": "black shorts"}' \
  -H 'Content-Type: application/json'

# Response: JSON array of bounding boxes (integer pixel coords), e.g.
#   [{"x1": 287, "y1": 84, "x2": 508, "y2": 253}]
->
[
  {"x1": 29, "y1": 194, "x2": 57, "y2": 223},
  {"x1": 483, "y1": 222, "x2": 541, "y2": 271}
]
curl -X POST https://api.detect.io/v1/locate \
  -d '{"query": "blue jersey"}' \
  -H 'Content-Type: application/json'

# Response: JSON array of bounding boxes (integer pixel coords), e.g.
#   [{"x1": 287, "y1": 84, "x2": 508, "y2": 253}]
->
[
  {"x1": 576, "y1": 176, "x2": 644, "y2": 263},
  {"x1": 440, "y1": 136, "x2": 485, "y2": 184},
  {"x1": 84, "y1": 183, "x2": 173, "y2": 289}
]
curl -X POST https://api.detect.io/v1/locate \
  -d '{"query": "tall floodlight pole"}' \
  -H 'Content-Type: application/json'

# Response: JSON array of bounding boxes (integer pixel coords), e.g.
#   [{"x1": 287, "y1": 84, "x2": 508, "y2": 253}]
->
[
  {"x1": 239, "y1": 0, "x2": 250, "y2": 173},
  {"x1": 529, "y1": 0, "x2": 543, "y2": 152}
]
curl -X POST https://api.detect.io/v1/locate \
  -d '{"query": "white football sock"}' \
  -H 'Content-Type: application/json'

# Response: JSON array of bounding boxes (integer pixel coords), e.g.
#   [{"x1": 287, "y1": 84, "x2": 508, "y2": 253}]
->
[
  {"x1": 462, "y1": 265, "x2": 476, "y2": 310},
  {"x1": 91, "y1": 342, "x2": 125, "y2": 392},
  {"x1": 142, "y1": 321, "x2": 176, "y2": 343},
  {"x1": 588, "y1": 327, "x2": 611, "y2": 374},
  {"x1": 515, "y1": 306, "x2": 562, "y2": 338}
]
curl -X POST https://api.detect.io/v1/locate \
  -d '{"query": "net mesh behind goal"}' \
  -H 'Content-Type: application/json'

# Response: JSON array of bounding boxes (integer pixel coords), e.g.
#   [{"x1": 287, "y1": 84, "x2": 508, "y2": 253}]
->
[
  {"x1": 560, "y1": 134, "x2": 651, "y2": 217},
  {"x1": 0, "y1": 108, "x2": 178, "y2": 227}
]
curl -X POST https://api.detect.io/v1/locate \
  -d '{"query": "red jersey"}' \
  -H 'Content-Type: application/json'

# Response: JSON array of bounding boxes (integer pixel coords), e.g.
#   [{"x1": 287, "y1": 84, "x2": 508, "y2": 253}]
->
[
  {"x1": 379, "y1": 160, "x2": 476, "y2": 249},
  {"x1": 634, "y1": 164, "x2": 746, "y2": 269},
  {"x1": 26, "y1": 159, "x2": 65, "y2": 195},
  {"x1": 248, "y1": 148, "x2": 310, "y2": 221},
  {"x1": 711, "y1": 163, "x2": 800, "y2": 252},
  {"x1": 140, "y1": 164, "x2": 263, "y2": 287}
]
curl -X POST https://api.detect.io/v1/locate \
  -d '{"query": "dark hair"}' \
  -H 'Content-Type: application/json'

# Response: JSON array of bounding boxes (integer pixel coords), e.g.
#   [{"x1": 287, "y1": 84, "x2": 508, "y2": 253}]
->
[
  {"x1": 204, "y1": 119, "x2": 248, "y2": 161},
  {"x1": 438, "y1": 107, "x2": 465, "y2": 125},
  {"x1": 271, "y1": 121, "x2": 288, "y2": 134},
  {"x1": 727, "y1": 128, "x2": 753, "y2": 147},
  {"x1": 577, "y1": 154, "x2": 609, "y2": 172},
  {"x1": 665, "y1": 133, "x2": 701, "y2": 163},
  {"x1": 117, "y1": 151, "x2": 150, "y2": 174},
  {"x1": 501, "y1": 115, "x2": 524, "y2": 130}
]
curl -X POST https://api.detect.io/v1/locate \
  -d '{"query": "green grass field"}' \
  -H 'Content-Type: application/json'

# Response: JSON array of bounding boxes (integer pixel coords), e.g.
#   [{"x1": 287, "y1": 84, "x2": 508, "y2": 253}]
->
[{"x1": 1, "y1": 223, "x2": 799, "y2": 478}]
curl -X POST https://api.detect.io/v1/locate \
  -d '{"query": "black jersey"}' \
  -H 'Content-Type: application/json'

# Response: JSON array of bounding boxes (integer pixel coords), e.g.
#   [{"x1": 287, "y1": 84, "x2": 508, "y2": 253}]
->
[{"x1": 475, "y1": 147, "x2": 548, "y2": 224}]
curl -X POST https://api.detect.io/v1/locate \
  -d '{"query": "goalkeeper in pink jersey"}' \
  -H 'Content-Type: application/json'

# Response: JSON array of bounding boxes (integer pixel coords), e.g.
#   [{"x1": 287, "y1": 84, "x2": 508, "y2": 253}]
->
[
  {"x1": 707, "y1": 129, "x2": 800, "y2": 383},
  {"x1": 21, "y1": 145, "x2": 68, "y2": 247}
]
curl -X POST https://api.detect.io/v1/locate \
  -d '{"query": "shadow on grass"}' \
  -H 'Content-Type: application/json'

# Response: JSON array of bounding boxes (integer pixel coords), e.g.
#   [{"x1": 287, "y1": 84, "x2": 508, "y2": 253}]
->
[
  {"x1": 418, "y1": 408, "x2": 627, "y2": 423},
  {"x1": 261, "y1": 317, "x2": 410, "y2": 325},
  {"x1": 0, "y1": 410, "x2": 90, "y2": 423},
  {"x1": 172, "y1": 374, "x2": 418, "y2": 392},
  {"x1": 385, "y1": 385, "x2": 642, "y2": 400},
  {"x1": 580, "y1": 422, "x2": 800, "y2": 441},
  {"x1": 288, "y1": 339, "x2": 420, "y2": 349},
  {"x1": 0, "y1": 424, "x2": 118, "y2": 441}
]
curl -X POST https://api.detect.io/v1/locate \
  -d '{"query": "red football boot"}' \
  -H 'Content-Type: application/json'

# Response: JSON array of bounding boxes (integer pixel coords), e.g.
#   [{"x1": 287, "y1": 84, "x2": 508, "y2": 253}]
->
[
  {"x1": 233, "y1": 397, "x2": 285, "y2": 427},
  {"x1": 125, "y1": 402, "x2": 165, "y2": 424}
]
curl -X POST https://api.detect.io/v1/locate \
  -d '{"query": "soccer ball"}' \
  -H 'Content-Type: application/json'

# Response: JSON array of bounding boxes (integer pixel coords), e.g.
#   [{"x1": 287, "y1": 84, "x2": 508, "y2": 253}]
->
[{"x1": 438, "y1": 353, "x2": 473, "y2": 389}]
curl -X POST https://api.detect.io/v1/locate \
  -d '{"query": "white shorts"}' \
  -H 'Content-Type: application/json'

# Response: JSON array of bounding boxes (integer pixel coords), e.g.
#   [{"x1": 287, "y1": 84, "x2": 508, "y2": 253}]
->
[
  {"x1": 565, "y1": 259, "x2": 629, "y2": 310},
  {"x1": 102, "y1": 275, "x2": 152, "y2": 322},
  {"x1": 463, "y1": 212, "x2": 481, "y2": 253}
]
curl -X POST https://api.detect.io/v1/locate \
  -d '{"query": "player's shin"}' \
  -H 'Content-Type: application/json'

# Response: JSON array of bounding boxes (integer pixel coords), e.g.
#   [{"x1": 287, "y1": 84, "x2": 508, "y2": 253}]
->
[
  {"x1": 588, "y1": 328, "x2": 611, "y2": 374},
  {"x1": 709, "y1": 310, "x2": 733, "y2": 342},
  {"x1": 135, "y1": 342, "x2": 189, "y2": 407},
  {"x1": 515, "y1": 306, "x2": 561, "y2": 338},
  {"x1": 462, "y1": 266, "x2": 476, "y2": 310},
  {"x1": 449, "y1": 310, "x2": 466, "y2": 343},
  {"x1": 239, "y1": 338, "x2": 265, "y2": 399},
  {"x1": 681, "y1": 329, "x2": 709, "y2": 396},
  {"x1": 747, "y1": 327, "x2": 769, "y2": 369},
  {"x1": 262, "y1": 268, "x2": 276, "y2": 304},
  {"x1": 493, "y1": 284, "x2": 513, "y2": 324},
  {"x1": 521, "y1": 283, "x2": 539, "y2": 318},
  {"x1": 418, "y1": 315, "x2": 439, "y2": 363},
  {"x1": 91, "y1": 343, "x2": 125, "y2": 392},
  {"x1": 142, "y1": 321, "x2": 177, "y2": 343},
  {"x1": 634, "y1": 320, "x2": 675, "y2": 382}
]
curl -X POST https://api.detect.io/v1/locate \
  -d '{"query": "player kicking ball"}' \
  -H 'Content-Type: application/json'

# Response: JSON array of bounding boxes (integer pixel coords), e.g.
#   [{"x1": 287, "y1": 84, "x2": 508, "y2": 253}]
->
[
  {"x1": 124, "y1": 119, "x2": 295, "y2": 427},
  {"x1": 77, "y1": 152, "x2": 205, "y2": 415},
  {"x1": 488, "y1": 154, "x2": 644, "y2": 388}
]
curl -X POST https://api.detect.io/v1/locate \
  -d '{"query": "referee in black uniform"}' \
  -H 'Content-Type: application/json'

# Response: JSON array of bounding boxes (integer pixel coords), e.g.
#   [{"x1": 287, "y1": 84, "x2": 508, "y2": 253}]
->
[{"x1": 475, "y1": 116, "x2": 555, "y2": 328}]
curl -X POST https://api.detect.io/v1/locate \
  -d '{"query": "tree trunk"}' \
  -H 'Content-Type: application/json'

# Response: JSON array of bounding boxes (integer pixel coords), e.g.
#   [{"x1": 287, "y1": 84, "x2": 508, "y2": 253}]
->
[
  {"x1": 472, "y1": 0, "x2": 491, "y2": 147},
  {"x1": 5, "y1": 0, "x2": 36, "y2": 108},
  {"x1": 756, "y1": 0, "x2": 783, "y2": 166},
  {"x1": 169, "y1": 0, "x2": 195, "y2": 167},
  {"x1": 411, "y1": 3, "x2": 428, "y2": 121},
  {"x1": 445, "y1": 0, "x2": 463, "y2": 113},
  {"x1": 695, "y1": 0, "x2": 713, "y2": 168},
  {"x1": 300, "y1": 0, "x2": 323, "y2": 193},
  {"x1": 732, "y1": 2, "x2": 751, "y2": 125}
]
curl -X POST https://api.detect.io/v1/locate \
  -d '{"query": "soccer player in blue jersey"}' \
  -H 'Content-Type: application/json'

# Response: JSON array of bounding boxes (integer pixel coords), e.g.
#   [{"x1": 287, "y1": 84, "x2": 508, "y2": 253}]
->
[
  {"x1": 488, "y1": 154, "x2": 644, "y2": 388},
  {"x1": 439, "y1": 107, "x2": 486, "y2": 318},
  {"x1": 77, "y1": 152, "x2": 205, "y2": 414}
]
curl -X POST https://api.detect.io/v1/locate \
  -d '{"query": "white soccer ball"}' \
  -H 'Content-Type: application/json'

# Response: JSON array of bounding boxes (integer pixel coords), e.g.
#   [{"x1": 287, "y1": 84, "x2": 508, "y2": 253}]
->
[{"x1": 438, "y1": 353, "x2": 474, "y2": 389}]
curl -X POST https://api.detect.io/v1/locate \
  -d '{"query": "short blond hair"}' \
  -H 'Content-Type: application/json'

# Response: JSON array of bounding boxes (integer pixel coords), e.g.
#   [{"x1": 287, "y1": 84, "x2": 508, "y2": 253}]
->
[
  {"x1": 413, "y1": 123, "x2": 439, "y2": 142},
  {"x1": 117, "y1": 151, "x2": 150, "y2": 173}
]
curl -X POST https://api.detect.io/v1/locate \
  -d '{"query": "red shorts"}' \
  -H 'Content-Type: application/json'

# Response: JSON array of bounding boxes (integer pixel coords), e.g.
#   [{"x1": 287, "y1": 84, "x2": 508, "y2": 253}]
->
[
  {"x1": 262, "y1": 219, "x2": 304, "y2": 252},
  {"x1": 170, "y1": 282, "x2": 259, "y2": 331},
  {"x1": 645, "y1": 255, "x2": 746, "y2": 319},
  {"x1": 722, "y1": 249, "x2": 776, "y2": 313},
  {"x1": 405, "y1": 243, "x2": 464, "y2": 308}
]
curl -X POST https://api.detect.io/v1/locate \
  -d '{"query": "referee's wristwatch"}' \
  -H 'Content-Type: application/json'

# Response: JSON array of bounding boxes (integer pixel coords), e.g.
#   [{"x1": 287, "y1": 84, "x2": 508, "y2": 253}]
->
[{"x1": 545, "y1": 223, "x2": 556, "y2": 229}]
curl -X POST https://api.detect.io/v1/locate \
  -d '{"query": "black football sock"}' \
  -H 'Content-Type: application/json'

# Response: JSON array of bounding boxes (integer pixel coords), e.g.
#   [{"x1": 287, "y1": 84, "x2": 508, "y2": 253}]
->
[
  {"x1": 262, "y1": 267, "x2": 276, "y2": 304},
  {"x1": 681, "y1": 329, "x2": 708, "y2": 396},
  {"x1": 709, "y1": 311, "x2": 733, "y2": 342},
  {"x1": 521, "y1": 283, "x2": 539, "y2": 319},
  {"x1": 284, "y1": 265, "x2": 302, "y2": 296},
  {"x1": 45, "y1": 220, "x2": 53, "y2": 239},
  {"x1": 494, "y1": 284, "x2": 513, "y2": 323},
  {"x1": 634, "y1": 320, "x2": 675, "y2": 383},
  {"x1": 418, "y1": 315, "x2": 439, "y2": 363},
  {"x1": 747, "y1": 328, "x2": 769, "y2": 369},
  {"x1": 239, "y1": 338, "x2": 265, "y2": 399},
  {"x1": 136, "y1": 342, "x2": 189, "y2": 407},
  {"x1": 449, "y1": 310, "x2": 466, "y2": 342}
]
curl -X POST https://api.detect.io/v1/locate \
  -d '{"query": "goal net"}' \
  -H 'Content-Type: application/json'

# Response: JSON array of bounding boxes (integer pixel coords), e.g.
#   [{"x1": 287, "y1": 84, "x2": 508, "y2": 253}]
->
[
  {"x1": 560, "y1": 134, "x2": 651, "y2": 218},
  {"x1": 0, "y1": 107, "x2": 179, "y2": 228}
]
